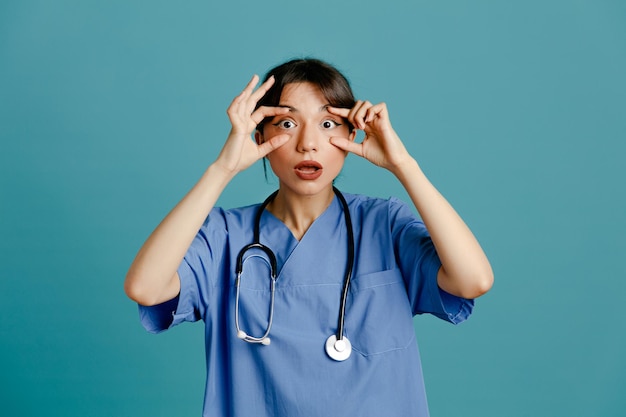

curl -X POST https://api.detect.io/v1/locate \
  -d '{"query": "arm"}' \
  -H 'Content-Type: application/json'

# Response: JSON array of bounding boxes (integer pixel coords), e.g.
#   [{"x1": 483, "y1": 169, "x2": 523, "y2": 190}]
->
[
  {"x1": 124, "y1": 75, "x2": 290, "y2": 306},
  {"x1": 391, "y1": 158, "x2": 493, "y2": 299},
  {"x1": 328, "y1": 102, "x2": 493, "y2": 299}
]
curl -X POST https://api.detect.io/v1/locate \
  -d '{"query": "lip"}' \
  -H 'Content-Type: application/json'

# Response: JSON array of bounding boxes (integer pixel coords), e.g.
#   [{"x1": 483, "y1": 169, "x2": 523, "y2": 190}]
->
[{"x1": 294, "y1": 160, "x2": 323, "y2": 180}]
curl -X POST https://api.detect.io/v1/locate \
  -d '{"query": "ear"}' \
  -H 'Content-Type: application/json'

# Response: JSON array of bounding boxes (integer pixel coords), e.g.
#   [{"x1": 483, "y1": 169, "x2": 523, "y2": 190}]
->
[
  {"x1": 254, "y1": 130, "x2": 263, "y2": 145},
  {"x1": 348, "y1": 129, "x2": 357, "y2": 142}
]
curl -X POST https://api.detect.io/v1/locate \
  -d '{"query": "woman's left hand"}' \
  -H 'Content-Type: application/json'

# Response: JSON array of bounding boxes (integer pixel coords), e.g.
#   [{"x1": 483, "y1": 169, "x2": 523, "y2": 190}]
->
[
  {"x1": 328, "y1": 101, "x2": 413, "y2": 172},
  {"x1": 333, "y1": 102, "x2": 493, "y2": 300}
]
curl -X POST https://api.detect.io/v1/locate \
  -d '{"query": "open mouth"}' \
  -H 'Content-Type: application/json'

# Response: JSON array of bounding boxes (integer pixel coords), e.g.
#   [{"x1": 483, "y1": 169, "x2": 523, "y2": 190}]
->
[{"x1": 294, "y1": 161, "x2": 323, "y2": 180}]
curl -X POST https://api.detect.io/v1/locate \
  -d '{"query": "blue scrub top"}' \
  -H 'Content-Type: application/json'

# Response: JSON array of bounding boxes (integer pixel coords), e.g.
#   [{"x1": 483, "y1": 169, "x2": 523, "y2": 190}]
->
[{"x1": 139, "y1": 193, "x2": 474, "y2": 417}]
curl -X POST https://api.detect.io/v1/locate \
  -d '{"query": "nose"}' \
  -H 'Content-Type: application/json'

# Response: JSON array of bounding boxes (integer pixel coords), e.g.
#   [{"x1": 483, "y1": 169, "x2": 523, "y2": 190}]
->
[{"x1": 296, "y1": 123, "x2": 323, "y2": 153}]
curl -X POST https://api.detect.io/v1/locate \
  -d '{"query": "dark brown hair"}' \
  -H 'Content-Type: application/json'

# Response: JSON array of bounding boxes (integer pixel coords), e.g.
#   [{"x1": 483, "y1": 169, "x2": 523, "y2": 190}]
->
[{"x1": 256, "y1": 58, "x2": 356, "y2": 133}]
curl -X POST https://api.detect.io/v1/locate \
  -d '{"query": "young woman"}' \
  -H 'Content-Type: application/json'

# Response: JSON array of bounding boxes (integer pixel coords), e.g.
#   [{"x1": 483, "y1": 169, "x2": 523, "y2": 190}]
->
[{"x1": 125, "y1": 58, "x2": 493, "y2": 417}]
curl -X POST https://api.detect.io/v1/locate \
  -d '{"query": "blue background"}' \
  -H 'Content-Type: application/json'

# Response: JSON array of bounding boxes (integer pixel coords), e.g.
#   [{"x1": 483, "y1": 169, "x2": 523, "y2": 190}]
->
[{"x1": 1, "y1": 1, "x2": 625, "y2": 415}]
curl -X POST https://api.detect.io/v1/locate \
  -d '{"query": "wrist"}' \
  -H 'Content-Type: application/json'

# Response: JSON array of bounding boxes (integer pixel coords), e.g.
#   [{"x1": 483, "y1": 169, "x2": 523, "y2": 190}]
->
[
  {"x1": 389, "y1": 155, "x2": 421, "y2": 180},
  {"x1": 205, "y1": 161, "x2": 238, "y2": 187}
]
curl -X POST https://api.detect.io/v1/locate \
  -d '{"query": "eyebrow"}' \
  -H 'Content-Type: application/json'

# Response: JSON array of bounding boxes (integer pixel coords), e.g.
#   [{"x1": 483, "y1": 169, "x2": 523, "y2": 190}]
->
[{"x1": 277, "y1": 104, "x2": 332, "y2": 113}]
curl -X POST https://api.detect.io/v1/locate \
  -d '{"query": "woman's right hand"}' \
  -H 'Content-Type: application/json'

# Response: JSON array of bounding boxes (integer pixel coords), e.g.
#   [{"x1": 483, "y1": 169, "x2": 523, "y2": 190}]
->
[
  {"x1": 215, "y1": 75, "x2": 291, "y2": 174},
  {"x1": 125, "y1": 75, "x2": 291, "y2": 306}
]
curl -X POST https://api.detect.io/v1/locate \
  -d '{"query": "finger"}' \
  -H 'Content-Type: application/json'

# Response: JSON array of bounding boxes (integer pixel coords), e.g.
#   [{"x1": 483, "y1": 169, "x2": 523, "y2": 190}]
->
[
  {"x1": 329, "y1": 137, "x2": 364, "y2": 157},
  {"x1": 228, "y1": 75, "x2": 260, "y2": 115},
  {"x1": 250, "y1": 105, "x2": 290, "y2": 125},
  {"x1": 350, "y1": 101, "x2": 372, "y2": 130},
  {"x1": 241, "y1": 74, "x2": 260, "y2": 96},
  {"x1": 327, "y1": 106, "x2": 357, "y2": 131},
  {"x1": 250, "y1": 75, "x2": 275, "y2": 102},
  {"x1": 258, "y1": 134, "x2": 291, "y2": 157},
  {"x1": 365, "y1": 102, "x2": 387, "y2": 123},
  {"x1": 326, "y1": 106, "x2": 350, "y2": 118},
  {"x1": 240, "y1": 76, "x2": 276, "y2": 116},
  {"x1": 347, "y1": 100, "x2": 364, "y2": 128},
  {"x1": 355, "y1": 101, "x2": 373, "y2": 125}
]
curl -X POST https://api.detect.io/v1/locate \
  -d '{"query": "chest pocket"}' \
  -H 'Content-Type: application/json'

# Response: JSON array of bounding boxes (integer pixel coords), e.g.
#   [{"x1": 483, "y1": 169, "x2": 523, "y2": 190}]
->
[{"x1": 344, "y1": 268, "x2": 415, "y2": 356}]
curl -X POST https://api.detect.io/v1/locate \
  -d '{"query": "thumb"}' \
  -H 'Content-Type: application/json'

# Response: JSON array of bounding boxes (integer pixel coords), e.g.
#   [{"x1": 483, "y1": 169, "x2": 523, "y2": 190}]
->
[
  {"x1": 258, "y1": 134, "x2": 291, "y2": 157},
  {"x1": 330, "y1": 137, "x2": 364, "y2": 157}
]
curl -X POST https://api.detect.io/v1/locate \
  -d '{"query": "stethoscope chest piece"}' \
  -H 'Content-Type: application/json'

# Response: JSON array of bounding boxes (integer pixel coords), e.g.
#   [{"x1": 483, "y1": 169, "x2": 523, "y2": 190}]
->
[
  {"x1": 325, "y1": 334, "x2": 352, "y2": 361},
  {"x1": 237, "y1": 187, "x2": 355, "y2": 363}
]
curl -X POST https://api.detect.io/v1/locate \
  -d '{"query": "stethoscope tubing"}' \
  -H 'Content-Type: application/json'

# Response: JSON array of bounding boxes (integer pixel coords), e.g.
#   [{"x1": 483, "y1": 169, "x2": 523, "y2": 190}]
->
[
  {"x1": 234, "y1": 187, "x2": 355, "y2": 359},
  {"x1": 235, "y1": 250, "x2": 277, "y2": 344},
  {"x1": 333, "y1": 188, "x2": 354, "y2": 343}
]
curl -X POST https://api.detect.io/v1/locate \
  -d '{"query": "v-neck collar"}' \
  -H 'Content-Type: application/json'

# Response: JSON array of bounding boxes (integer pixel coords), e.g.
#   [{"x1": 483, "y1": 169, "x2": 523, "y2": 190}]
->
[{"x1": 258, "y1": 195, "x2": 345, "y2": 284}]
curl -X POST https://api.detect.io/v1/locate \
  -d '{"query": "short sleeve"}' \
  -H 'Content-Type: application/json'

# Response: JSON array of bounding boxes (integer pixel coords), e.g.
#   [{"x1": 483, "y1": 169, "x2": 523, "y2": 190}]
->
[
  {"x1": 137, "y1": 207, "x2": 229, "y2": 333},
  {"x1": 137, "y1": 266, "x2": 204, "y2": 333},
  {"x1": 389, "y1": 197, "x2": 474, "y2": 324},
  {"x1": 138, "y1": 296, "x2": 180, "y2": 334}
]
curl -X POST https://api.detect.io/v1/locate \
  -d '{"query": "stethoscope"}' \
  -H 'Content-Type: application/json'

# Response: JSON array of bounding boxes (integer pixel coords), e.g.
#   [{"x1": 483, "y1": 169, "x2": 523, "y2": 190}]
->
[{"x1": 235, "y1": 186, "x2": 355, "y2": 361}]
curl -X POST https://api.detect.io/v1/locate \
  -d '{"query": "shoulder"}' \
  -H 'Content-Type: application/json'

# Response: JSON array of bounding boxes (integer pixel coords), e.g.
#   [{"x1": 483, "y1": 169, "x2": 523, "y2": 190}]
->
[
  {"x1": 221, "y1": 203, "x2": 260, "y2": 222},
  {"x1": 342, "y1": 192, "x2": 424, "y2": 238},
  {"x1": 199, "y1": 203, "x2": 261, "y2": 234},
  {"x1": 342, "y1": 192, "x2": 414, "y2": 218}
]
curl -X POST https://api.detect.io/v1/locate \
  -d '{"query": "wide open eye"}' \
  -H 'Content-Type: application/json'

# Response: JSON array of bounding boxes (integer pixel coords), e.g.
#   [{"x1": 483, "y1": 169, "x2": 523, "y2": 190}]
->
[
  {"x1": 321, "y1": 119, "x2": 341, "y2": 129},
  {"x1": 273, "y1": 120, "x2": 297, "y2": 129}
]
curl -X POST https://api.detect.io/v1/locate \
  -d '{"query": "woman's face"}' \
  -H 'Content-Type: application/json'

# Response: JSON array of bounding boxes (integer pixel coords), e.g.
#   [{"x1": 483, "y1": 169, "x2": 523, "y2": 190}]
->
[{"x1": 257, "y1": 82, "x2": 355, "y2": 198}]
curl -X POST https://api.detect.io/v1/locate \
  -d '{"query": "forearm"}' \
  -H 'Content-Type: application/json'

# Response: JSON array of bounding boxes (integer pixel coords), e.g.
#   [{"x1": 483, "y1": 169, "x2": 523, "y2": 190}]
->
[
  {"x1": 124, "y1": 163, "x2": 235, "y2": 306},
  {"x1": 392, "y1": 158, "x2": 493, "y2": 299},
  {"x1": 326, "y1": 100, "x2": 493, "y2": 298},
  {"x1": 124, "y1": 75, "x2": 291, "y2": 306}
]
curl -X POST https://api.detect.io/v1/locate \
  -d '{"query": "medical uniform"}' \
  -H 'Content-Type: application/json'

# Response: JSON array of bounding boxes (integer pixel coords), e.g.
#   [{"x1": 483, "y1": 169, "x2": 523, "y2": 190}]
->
[{"x1": 139, "y1": 192, "x2": 474, "y2": 417}]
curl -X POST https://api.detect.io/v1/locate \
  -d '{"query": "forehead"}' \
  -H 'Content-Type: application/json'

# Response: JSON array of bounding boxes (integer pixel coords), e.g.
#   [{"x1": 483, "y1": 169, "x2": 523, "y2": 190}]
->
[{"x1": 278, "y1": 82, "x2": 328, "y2": 108}]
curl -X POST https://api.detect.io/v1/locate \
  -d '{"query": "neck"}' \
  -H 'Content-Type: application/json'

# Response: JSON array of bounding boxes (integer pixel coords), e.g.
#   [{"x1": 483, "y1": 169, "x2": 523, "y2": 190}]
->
[{"x1": 267, "y1": 187, "x2": 335, "y2": 240}]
